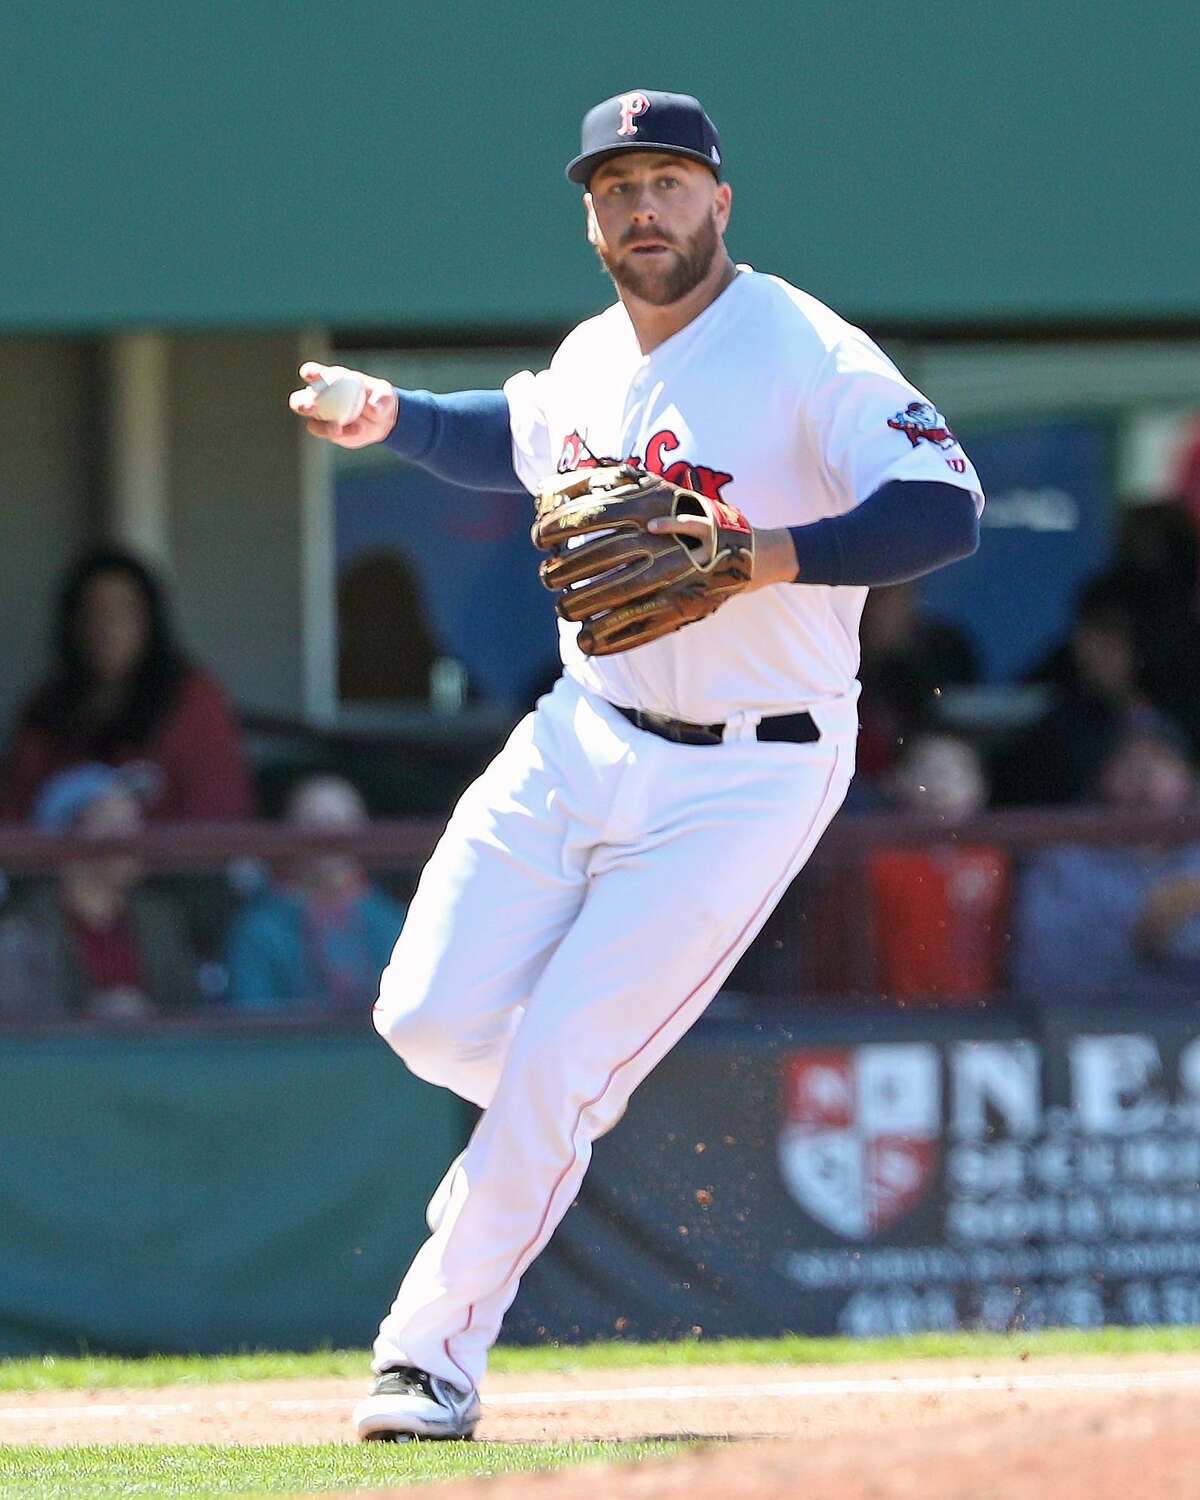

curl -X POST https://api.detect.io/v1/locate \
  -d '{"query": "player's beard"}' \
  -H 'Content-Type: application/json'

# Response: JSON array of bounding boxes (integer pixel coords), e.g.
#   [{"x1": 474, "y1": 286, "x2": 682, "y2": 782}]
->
[{"x1": 598, "y1": 209, "x2": 721, "y2": 306}]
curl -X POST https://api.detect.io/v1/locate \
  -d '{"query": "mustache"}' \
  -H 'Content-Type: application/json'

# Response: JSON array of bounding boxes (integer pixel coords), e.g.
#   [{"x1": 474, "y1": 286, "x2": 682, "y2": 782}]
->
[{"x1": 620, "y1": 231, "x2": 677, "y2": 249}]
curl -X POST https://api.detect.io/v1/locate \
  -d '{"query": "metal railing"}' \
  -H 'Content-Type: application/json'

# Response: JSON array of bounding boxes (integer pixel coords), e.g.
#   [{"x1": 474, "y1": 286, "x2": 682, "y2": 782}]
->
[
  {"x1": 0, "y1": 805, "x2": 1196, "y2": 1014},
  {"x1": 0, "y1": 804, "x2": 1195, "y2": 873}
]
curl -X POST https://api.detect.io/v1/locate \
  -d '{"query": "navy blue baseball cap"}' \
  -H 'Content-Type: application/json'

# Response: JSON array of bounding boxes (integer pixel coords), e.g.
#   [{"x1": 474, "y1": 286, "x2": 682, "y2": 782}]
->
[{"x1": 566, "y1": 90, "x2": 722, "y2": 186}]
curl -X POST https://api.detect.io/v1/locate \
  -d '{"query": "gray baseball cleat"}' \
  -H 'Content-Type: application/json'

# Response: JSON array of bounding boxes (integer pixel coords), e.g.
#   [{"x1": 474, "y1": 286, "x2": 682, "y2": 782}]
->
[{"x1": 354, "y1": 1365, "x2": 481, "y2": 1442}]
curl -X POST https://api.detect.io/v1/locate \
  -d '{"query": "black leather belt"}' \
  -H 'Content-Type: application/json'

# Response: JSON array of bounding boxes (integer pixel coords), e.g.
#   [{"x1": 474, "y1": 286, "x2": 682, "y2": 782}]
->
[{"x1": 612, "y1": 702, "x2": 820, "y2": 747}]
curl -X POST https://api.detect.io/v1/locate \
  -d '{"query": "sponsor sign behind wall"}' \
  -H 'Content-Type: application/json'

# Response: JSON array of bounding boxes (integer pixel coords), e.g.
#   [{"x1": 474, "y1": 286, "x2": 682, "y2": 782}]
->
[
  {"x1": 778, "y1": 1046, "x2": 940, "y2": 1239},
  {"x1": 507, "y1": 1005, "x2": 1200, "y2": 1343}
]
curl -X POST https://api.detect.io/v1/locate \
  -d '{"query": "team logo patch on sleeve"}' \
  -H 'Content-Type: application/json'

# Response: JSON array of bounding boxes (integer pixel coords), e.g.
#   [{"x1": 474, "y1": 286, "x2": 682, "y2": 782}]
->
[{"x1": 887, "y1": 401, "x2": 958, "y2": 451}]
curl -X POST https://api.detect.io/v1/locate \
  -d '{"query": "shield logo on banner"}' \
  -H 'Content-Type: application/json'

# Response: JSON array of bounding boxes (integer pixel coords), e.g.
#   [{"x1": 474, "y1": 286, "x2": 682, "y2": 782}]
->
[{"x1": 778, "y1": 1045, "x2": 941, "y2": 1238}]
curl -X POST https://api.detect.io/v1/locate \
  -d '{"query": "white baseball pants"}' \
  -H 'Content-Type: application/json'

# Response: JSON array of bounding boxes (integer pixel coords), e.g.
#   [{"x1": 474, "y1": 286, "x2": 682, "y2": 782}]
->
[{"x1": 370, "y1": 673, "x2": 854, "y2": 1391}]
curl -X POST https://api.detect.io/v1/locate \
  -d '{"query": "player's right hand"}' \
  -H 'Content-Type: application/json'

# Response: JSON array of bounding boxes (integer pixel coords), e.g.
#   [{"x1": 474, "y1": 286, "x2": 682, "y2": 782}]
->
[{"x1": 288, "y1": 362, "x2": 400, "y2": 448}]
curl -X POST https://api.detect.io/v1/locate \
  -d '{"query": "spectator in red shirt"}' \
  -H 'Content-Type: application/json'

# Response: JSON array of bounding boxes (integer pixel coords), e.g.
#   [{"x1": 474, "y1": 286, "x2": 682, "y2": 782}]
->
[
  {"x1": 869, "y1": 732, "x2": 1010, "y2": 1002},
  {"x1": 0, "y1": 764, "x2": 200, "y2": 1021},
  {"x1": 0, "y1": 548, "x2": 254, "y2": 822},
  {"x1": 801, "y1": 732, "x2": 1008, "y2": 999}
]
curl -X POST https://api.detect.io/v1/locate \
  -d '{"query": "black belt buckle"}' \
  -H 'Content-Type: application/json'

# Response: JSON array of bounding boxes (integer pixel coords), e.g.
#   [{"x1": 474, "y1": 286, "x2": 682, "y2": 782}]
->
[
  {"x1": 631, "y1": 708, "x2": 722, "y2": 745},
  {"x1": 756, "y1": 710, "x2": 820, "y2": 745}
]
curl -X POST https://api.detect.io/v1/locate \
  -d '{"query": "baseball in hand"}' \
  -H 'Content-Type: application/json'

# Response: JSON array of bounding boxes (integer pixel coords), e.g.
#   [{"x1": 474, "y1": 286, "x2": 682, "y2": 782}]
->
[{"x1": 310, "y1": 373, "x2": 367, "y2": 425}]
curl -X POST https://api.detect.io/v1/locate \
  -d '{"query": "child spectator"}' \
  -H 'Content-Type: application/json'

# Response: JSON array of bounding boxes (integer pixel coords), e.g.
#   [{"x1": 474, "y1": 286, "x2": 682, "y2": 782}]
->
[
  {"x1": 0, "y1": 764, "x2": 200, "y2": 1021},
  {"x1": 0, "y1": 548, "x2": 254, "y2": 822},
  {"x1": 1012, "y1": 710, "x2": 1200, "y2": 1000},
  {"x1": 225, "y1": 773, "x2": 405, "y2": 1013}
]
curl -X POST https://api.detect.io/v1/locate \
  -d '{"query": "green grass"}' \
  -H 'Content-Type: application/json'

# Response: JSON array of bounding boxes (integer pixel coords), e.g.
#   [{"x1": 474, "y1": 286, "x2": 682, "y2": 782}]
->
[
  {"x1": 3, "y1": 1330, "x2": 1197, "y2": 1500},
  {"x1": 3, "y1": 1325, "x2": 1199, "y2": 1393},
  {"x1": 0, "y1": 1441, "x2": 680, "y2": 1499}
]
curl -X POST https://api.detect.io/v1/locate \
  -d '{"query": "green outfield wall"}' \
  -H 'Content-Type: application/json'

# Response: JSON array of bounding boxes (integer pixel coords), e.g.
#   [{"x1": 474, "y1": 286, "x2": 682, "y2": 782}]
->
[
  {"x1": 0, "y1": 1026, "x2": 469, "y2": 1356},
  {"x1": 6, "y1": 1001, "x2": 1199, "y2": 1356},
  {"x1": 2, "y1": 2, "x2": 1197, "y2": 333}
]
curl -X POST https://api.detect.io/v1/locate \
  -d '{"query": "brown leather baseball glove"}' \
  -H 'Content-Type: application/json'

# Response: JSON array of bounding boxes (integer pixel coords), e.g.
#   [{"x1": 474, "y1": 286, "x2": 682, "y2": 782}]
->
[{"x1": 531, "y1": 465, "x2": 756, "y2": 656}]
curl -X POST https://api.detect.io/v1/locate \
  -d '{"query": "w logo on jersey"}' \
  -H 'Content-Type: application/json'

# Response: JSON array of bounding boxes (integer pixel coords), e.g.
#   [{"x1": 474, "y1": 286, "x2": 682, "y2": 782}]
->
[
  {"x1": 887, "y1": 401, "x2": 958, "y2": 451},
  {"x1": 778, "y1": 1045, "x2": 940, "y2": 1239},
  {"x1": 616, "y1": 92, "x2": 651, "y2": 136}
]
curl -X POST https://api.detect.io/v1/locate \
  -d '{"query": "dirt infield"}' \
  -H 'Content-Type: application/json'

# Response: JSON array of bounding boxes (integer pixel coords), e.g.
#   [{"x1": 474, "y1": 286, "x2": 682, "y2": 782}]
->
[{"x1": 2, "y1": 1353, "x2": 1197, "y2": 1498}]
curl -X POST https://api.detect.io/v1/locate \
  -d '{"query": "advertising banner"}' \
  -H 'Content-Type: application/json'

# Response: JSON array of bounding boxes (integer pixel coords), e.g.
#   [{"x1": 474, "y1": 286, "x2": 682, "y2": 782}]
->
[{"x1": 507, "y1": 1004, "x2": 1200, "y2": 1343}]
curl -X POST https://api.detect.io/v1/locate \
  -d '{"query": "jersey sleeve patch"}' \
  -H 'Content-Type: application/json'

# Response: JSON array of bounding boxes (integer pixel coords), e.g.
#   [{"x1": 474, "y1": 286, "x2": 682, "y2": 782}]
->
[{"x1": 886, "y1": 401, "x2": 958, "y2": 451}]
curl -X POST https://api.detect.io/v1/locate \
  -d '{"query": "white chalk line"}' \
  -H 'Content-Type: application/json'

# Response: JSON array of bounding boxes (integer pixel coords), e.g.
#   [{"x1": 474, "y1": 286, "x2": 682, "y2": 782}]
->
[{"x1": 2, "y1": 1366, "x2": 1200, "y2": 1423}]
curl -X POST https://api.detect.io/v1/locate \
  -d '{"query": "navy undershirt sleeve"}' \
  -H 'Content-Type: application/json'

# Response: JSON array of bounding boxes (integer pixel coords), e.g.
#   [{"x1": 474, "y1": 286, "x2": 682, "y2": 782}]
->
[
  {"x1": 787, "y1": 479, "x2": 979, "y2": 586},
  {"x1": 378, "y1": 397, "x2": 978, "y2": 580},
  {"x1": 381, "y1": 388, "x2": 527, "y2": 493}
]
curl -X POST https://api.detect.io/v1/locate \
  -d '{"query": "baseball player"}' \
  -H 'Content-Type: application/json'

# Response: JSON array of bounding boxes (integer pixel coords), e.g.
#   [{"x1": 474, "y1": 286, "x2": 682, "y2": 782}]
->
[{"x1": 290, "y1": 89, "x2": 983, "y2": 1442}]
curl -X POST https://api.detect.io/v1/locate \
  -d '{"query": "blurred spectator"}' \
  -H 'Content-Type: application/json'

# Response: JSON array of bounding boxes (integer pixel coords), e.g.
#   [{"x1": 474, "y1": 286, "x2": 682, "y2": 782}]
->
[
  {"x1": 1012, "y1": 710, "x2": 1200, "y2": 1000},
  {"x1": 993, "y1": 574, "x2": 1145, "y2": 805},
  {"x1": 0, "y1": 765, "x2": 200, "y2": 1022},
  {"x1": 338, "y1": 552, "x2": 441, "y2": 703},
  {"x1": 0, "y1": 548, "x2": 255, "y2": 822},
  {"x1": 225, "y1": 773, "x2": 405, "y2": 1013},
  {"x1": 997, "y1": 503, "x2": 1200, "y2": 805},
  {"x1": 1109, "y1": 499, "x2": 1200, "y2": 754},
  {"x1": 855, "y1": 582, "x2": 980, "y2": 787},
  {"x1": 868, "y1": 733, "x2": 1010, "y2": 1002},
  {"x1": 1175, "y1": 422, "x2": 1200, "y2": 541}
]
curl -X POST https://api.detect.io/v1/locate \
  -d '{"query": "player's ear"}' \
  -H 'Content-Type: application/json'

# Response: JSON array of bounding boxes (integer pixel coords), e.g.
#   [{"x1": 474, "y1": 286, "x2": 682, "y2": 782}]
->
[
  {"x1": 714, "y1": 181, "x2": 732, "y2": 233},
  {"x1": 584, "y1": 194, "x2": 601, "y2": 247}
]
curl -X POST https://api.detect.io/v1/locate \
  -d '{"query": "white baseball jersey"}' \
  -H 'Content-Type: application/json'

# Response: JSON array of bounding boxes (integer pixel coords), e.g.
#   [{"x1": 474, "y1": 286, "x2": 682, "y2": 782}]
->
[
  {"x1": 365, "y1": 268, "x2": 984, "y2": 1408},
  {"x1": 504, "y1": 267, "x2": 984, "y2": 726}
]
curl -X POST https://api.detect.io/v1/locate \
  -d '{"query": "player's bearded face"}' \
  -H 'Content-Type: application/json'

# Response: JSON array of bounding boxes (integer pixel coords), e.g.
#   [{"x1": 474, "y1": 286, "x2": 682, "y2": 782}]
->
[{"x1": 596, "y1": 204, "x2": 722, "y2": 306}]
